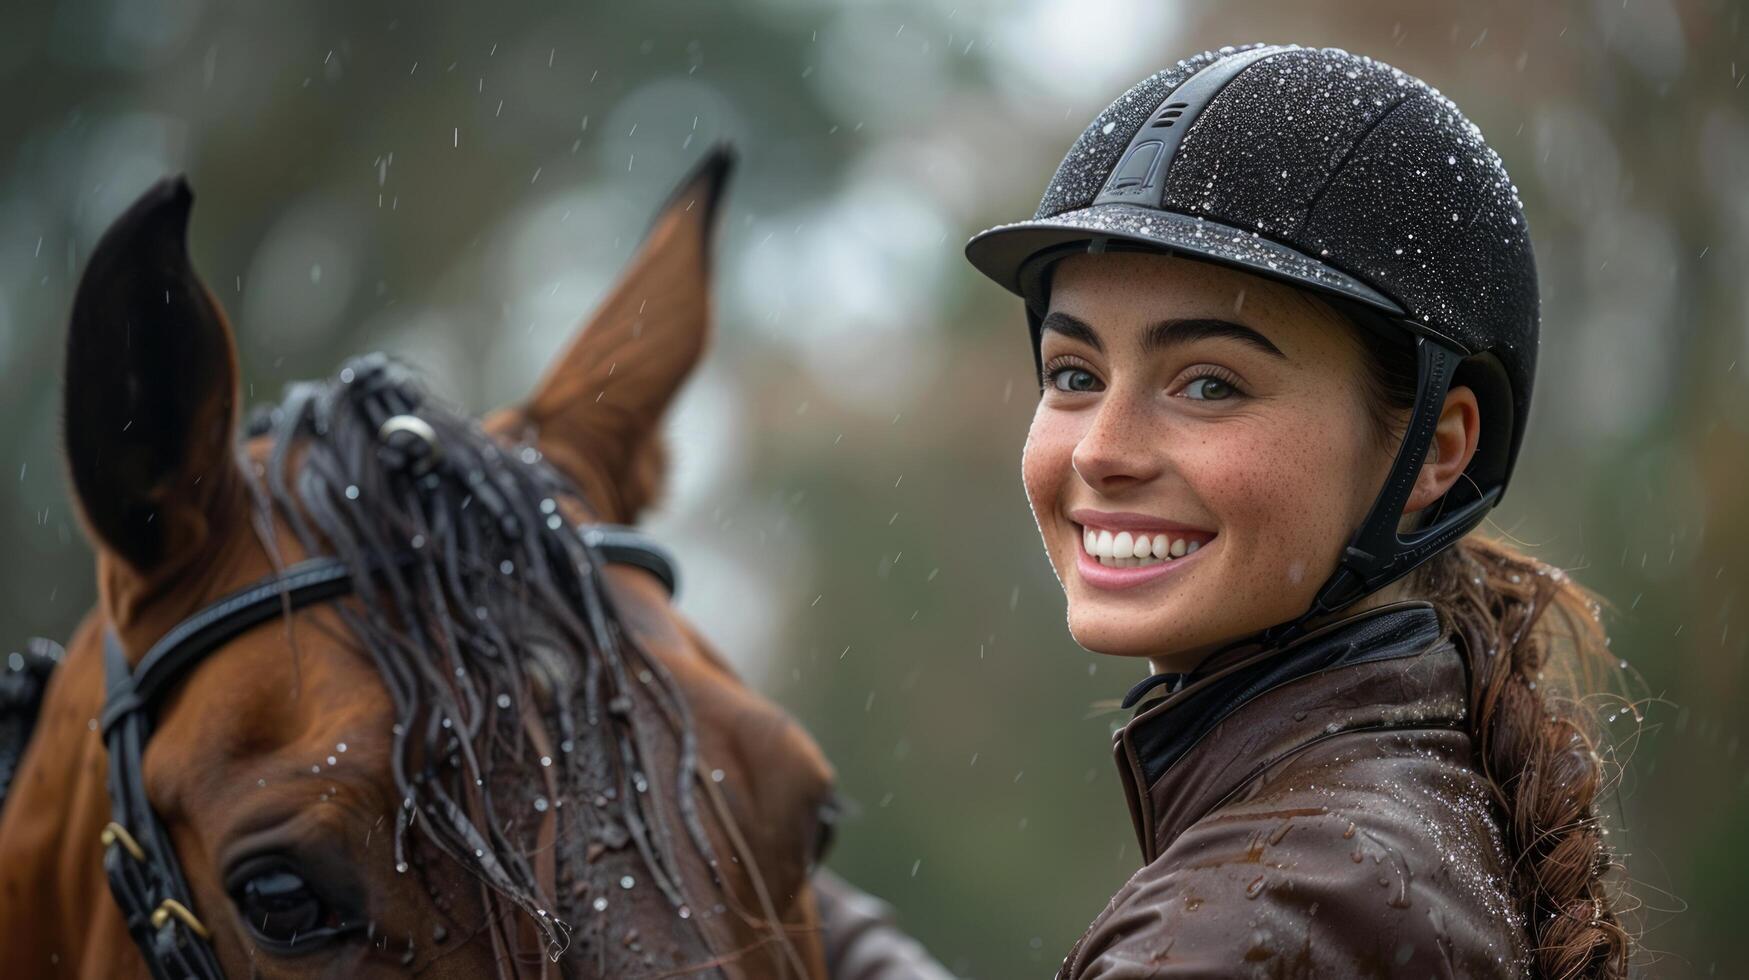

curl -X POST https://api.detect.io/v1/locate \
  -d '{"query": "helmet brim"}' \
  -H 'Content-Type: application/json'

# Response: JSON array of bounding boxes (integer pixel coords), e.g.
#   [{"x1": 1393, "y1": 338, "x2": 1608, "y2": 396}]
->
[{"x1": 965, "y1": 203, "x2": 1408, "y2": 323}]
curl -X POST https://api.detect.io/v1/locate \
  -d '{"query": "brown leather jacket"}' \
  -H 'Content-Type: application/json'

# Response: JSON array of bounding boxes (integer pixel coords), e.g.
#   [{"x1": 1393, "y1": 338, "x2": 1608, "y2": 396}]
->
[{"x1": 1059, "y1": 602, "x2": 1531, "y2": 979}]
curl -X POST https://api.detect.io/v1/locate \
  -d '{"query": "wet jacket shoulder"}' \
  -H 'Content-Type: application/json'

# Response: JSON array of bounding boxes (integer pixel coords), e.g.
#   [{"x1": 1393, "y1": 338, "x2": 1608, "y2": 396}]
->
[{"x1": 1059, "y1": 602, "x2": 1530, "y2": 979}]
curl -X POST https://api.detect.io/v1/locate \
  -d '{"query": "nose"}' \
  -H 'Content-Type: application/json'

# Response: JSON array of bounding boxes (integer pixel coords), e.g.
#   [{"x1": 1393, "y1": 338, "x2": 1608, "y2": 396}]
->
[{"x1": 1071, "y1": 393, "x2": 1163, "y2": 492}]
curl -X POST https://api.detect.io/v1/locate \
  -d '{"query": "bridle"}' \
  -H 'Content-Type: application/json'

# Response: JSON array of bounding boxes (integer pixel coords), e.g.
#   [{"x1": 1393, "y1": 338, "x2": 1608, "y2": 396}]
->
[{"x1": 97, "y1": 523, "x2": 678, "y2": 979}]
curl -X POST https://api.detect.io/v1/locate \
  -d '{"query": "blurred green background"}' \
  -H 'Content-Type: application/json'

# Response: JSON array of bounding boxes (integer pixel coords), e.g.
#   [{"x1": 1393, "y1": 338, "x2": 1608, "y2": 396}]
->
[{"x1": 3, "y1": 0, "x2": 1745, "y2": 975}]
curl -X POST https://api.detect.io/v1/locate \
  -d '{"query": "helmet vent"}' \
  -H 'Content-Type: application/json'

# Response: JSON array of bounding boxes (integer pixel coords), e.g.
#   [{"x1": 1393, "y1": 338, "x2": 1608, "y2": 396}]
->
[{"x1": 1149, "y1": 101, "x2": 1190, "y2": 128}]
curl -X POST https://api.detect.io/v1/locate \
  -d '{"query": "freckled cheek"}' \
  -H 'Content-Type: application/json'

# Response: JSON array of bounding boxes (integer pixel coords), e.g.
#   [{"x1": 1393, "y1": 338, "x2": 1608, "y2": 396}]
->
[
  {"x1": 1176, "y1": 420, "x2": 1353, "y2": 562},
  {"x1": 1022, "y1": 414, "x2": 1078, "y2": 555}
]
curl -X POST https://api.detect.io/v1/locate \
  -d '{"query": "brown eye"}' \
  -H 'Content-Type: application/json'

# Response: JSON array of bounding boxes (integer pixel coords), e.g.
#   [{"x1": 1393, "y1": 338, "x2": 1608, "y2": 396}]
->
[
  {"x1": 237, "y1": 867, "x2": 326, "y2": 943},
  {"x1": 1182, "y1": 376, "x2": 1236, "y2": 400},
  {"x1": 1049, "y1": 367, "x2": 1102, "y2": 393},
  {"x1": 227, "y1": 858, "x2": 362, "y2": 952}
]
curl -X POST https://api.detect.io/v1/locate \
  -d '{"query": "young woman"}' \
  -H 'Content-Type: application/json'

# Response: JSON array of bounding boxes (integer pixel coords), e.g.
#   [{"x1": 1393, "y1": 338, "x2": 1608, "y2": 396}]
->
[{"x1": 966, "y1": 45, "x2": 1631, "y2": 978}]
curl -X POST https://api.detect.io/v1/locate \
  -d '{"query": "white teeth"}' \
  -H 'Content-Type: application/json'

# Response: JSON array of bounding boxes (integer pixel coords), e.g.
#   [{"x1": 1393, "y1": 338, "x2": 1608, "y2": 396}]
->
[
  {"x1": 1078, "y1": 523, "x2": 1211, "y2": 568},
  {"x1": 1112, "y1": 531, "x2": 1133, "y2": 560}
]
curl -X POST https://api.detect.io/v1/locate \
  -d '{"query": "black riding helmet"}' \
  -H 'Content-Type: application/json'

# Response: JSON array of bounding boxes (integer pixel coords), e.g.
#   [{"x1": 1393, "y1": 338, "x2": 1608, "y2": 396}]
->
[{"x1": 965, "y1": 43, "x2": 1539, "y2": 660}]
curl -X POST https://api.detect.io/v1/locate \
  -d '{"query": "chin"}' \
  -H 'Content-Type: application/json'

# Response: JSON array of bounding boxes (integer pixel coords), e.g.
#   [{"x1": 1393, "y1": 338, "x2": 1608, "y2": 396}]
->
[{"x1": 1067, "y1": 611, "x2": 1188, "y2": 660}]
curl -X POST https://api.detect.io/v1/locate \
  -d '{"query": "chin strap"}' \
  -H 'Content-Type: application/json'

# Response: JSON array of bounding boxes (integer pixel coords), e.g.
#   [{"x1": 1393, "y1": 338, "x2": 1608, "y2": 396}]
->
[
  {"x1": 1122, "y1": 334, "x2": 1499, "y2": 709},
  {"x1": 1266, "y1": 334, "x2": 1500, "y2": 647}
]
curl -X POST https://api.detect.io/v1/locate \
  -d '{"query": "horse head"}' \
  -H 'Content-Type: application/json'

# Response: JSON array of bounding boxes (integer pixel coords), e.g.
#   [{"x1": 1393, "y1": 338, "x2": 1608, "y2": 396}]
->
[{"x1": 0, "y1": 149, "x2": 838, "y2": 978}]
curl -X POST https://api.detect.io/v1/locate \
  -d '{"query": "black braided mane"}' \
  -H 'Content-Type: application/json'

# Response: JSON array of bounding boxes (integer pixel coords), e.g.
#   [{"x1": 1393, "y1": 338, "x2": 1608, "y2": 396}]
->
[{"x1": 242, "y1": 352, "x2": 719, "y2": 969}]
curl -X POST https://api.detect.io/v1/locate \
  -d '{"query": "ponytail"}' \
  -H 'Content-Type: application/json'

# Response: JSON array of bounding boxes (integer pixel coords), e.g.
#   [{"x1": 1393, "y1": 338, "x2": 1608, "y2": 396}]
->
[
  {"x1": 1334, "y1": 294, "x2": 1636, "y2": 978},
  {"x1": 1415, "y1": 537, "x2": 1633, "y2": 979}
]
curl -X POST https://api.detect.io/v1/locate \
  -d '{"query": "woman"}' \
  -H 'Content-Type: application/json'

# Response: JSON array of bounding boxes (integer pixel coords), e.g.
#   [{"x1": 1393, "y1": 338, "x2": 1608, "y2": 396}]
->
[{"x1": 965, "y1": 45, "x2": 1631, "y2": 978}]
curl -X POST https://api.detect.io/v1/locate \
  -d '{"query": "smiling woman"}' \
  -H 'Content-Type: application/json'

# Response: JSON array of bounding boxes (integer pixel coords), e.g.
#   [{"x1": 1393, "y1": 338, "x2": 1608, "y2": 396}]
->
[
  {"x1": 968, "y1": 45, "x2": 1633, "y2": 979},
  {"x1": 1026, "y1": 252, "x2": 1427, "y2": 668}
]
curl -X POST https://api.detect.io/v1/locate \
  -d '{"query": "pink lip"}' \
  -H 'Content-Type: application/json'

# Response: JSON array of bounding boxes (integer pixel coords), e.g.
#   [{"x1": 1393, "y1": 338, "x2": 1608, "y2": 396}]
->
[
  {"x1": 1068, "y1": 508, "x2": 1213, "y2": 535},
  {"x1": 1073, "y1": 530, "x2": 1213, "y2": 591}
]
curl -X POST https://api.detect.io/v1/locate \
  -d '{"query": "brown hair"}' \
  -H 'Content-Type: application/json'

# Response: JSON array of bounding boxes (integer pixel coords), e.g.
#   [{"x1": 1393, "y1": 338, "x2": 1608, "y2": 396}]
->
[{"x1": 1341, "y1": 303, "x2": 1635, "y2": 980}]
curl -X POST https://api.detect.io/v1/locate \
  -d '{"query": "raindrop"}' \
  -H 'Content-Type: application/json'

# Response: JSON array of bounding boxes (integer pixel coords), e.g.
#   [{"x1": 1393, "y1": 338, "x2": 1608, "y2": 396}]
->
[
  {"x1": 620, "y1": 875, "x2": 635, "y2": 889},
  {"x1": 344, "y1": 485, "x2": 360, "y2": 500},
  {"x1": 592, "y1": 897, "x2": 608, "y2": 912}
]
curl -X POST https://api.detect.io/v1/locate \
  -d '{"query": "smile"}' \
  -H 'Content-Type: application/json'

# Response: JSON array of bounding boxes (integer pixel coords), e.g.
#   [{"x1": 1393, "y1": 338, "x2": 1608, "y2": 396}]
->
[
  {"x1": 1069, "y1": 512, "x2": 1216, "y2": 590},
  {"x1": 1081, "y1": 526, "x2": 1208, "y2": 567}
]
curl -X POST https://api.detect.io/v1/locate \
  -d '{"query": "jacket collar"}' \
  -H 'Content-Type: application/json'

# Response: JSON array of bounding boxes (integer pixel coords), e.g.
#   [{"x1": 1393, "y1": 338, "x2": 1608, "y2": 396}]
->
[{"x1": 1110, "y1": 601, "x2": 1466, "y2": 863}]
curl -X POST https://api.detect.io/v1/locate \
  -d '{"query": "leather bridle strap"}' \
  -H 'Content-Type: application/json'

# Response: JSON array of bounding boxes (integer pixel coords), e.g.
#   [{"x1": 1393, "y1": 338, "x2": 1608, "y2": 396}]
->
[
  {"x1": 97, "y1": 523, "x2": 676, "y2": 979},
  {"x1": 101, "y1": 559, "x2": 354, "y2": 734}
]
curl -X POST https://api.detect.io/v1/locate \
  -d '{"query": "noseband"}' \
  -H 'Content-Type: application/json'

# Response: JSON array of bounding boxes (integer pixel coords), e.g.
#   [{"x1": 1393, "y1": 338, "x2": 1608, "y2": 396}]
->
[{"x1": 98, "y1": 524, "x2": 677, "y2": 979}]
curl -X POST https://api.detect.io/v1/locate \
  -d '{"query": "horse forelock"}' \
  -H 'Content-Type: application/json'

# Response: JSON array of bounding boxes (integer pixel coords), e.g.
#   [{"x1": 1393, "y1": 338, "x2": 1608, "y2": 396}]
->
[{"x1": 242, "y1": 352, "x2": 728, "y2": 970}]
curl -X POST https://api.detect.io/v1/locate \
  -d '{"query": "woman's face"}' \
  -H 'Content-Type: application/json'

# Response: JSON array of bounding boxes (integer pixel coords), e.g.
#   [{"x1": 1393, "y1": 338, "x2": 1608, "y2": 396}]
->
[{"x1": 1021, "y1": 251, "x2": 1397, "y2": 669}]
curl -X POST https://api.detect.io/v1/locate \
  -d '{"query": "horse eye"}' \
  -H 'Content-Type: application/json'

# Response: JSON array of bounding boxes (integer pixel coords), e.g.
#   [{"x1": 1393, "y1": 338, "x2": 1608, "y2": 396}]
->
[{"x1": 233, "y1": 867, "x2": 333, "y2": 947}]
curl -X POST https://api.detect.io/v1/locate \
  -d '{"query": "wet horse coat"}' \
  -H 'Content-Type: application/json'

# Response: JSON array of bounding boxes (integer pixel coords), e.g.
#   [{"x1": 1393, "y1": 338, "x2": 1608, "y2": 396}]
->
[{"x1": 0, "y1": 149, "x2": 840, "y2": 978}]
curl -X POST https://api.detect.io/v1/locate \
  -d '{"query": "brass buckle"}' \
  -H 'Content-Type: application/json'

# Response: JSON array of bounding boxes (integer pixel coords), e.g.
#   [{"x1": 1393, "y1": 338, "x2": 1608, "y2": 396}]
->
[
  {"x1": 100, "y1": 821, "x2": 147, "y2": 862},
  {"x1": 149, "y1": 898, "x2": 212, "y2": 940}
]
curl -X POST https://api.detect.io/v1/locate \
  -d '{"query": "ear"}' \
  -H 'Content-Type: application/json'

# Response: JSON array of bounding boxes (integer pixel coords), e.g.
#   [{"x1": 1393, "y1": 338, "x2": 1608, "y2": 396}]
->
[
  {"x1": 484, "y1": 147, "x2": 734, "y2": 524},
  {"x1": 63, "y1": 177, "x2": 248, "y2": 577},
  {"x1": 1403, "y1": 384, "x2": 1481, "y2": 516}
]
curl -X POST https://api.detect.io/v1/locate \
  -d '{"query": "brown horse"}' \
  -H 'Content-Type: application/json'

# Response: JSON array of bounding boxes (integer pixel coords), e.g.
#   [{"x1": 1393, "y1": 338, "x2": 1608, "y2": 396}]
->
[{"x1": 0, "y1": 149, "x2": 841, "y2": 978}]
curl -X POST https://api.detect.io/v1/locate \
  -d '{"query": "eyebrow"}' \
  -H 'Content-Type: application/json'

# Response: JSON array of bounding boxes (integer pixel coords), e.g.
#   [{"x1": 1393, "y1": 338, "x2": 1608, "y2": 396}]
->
[{"x1": 1039, "y1": 312, "x2": 1286, "y2": 360}]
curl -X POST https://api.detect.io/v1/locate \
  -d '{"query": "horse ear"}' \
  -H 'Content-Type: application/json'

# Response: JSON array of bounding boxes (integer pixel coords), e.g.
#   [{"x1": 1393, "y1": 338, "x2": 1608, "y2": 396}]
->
[
  {"x1": 63, "y1": 177, "x2": 247, "y2": 577},
  {"x1": 484, "y1": 147, "x2": 734, "y2": 524}
]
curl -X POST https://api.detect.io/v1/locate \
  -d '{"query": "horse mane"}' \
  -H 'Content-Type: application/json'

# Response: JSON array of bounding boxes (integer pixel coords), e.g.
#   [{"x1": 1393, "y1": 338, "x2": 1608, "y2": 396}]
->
[{"x1": 242, "y1": 351, "x2": 717, "y2": 965}]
